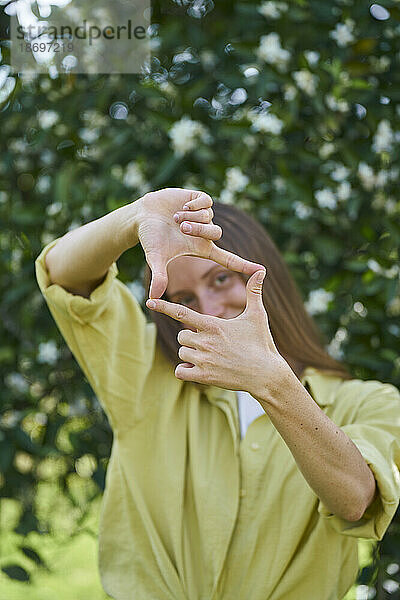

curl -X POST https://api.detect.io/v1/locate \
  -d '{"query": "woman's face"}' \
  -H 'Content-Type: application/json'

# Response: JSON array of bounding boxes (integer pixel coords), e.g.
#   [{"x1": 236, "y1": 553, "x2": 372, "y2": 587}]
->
[{"x1": 165, "y1": 256, "x2": 248, "y2": 319}]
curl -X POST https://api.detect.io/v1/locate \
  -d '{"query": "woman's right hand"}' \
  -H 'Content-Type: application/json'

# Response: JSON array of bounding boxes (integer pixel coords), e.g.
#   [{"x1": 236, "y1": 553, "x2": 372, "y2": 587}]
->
[{"x1": 135, "y1": 188, "x2": 265, "y2": 299}]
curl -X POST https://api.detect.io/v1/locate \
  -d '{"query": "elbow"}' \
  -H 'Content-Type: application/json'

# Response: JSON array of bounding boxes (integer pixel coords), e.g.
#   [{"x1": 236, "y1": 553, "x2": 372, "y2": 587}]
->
[{"x1": 347, "y1": 477, "x2": 377, "y2": 522}]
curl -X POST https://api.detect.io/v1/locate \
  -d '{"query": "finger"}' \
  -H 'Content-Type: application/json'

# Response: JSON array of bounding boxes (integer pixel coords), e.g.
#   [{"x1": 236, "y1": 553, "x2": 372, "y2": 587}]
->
[
  {"x1": 175, "y1": 363, "x2": 205, "y2": 383},
  {"x1": 146, "y1": 298, "x2": 211, "y2": 330},
  {"x1": 173, "y1": 208, "x2": 213, "y2": 224},
  {"x1": 145, "y1": 251, "x2": 169, "y2": 299},
  {"x1": 182, "y1": 191, "x2": 213, "y2": 211},
  {"x1": 208, "y1": 245, "x2": 266, "y2": 277},
  {"x1": 180, "y1": 222, "x2": 222, "y2": 241},
  {"x1": 177, "y1": 328, "x2": 197, "y2": 348},
  {"x1": 178, "y1": 346, "x2": 197, "y2": 363}
]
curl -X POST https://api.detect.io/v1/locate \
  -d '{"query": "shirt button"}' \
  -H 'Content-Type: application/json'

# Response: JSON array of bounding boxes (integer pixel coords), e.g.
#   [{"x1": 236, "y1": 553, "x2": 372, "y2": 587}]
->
[
  {"x1": 239, "y1": 489, "x2": 246, "y2": 497},
  {"x1": 250, "y1": 442, "x2": 260, "y2": 451}
]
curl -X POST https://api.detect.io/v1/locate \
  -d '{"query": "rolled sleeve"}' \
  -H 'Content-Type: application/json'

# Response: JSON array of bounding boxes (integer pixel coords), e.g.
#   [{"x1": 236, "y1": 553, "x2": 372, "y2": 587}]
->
[
  {"x1": 35, "y1": 239, "x2": 157, "y2": 432},
  {"x1": 318, "y1": 382, "x2": 400, "y2": 540}
]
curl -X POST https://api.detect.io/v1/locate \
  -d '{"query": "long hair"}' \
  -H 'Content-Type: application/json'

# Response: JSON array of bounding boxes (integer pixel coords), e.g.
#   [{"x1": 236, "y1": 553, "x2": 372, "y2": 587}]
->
[{"x1": 143, "y1": 201, "x2": 353, "y2": 381}]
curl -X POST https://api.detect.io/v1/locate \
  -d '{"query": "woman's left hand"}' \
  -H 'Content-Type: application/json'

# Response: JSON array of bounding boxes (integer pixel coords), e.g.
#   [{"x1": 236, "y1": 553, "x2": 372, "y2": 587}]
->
[{"x1": 146, "y1": 269, "x2": 290, "y2": 398}]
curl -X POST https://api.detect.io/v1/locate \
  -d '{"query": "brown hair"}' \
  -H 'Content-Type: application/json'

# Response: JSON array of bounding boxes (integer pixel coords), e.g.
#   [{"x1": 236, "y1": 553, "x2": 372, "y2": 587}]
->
[{"x1": 143, "y1": 201, "x2": 353, "y2": 381}]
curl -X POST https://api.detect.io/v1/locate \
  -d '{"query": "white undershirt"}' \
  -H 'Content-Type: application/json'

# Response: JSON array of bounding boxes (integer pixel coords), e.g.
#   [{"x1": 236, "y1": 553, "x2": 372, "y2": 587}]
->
[{"x1": 236, "y1": 390, "x2": 265, "y2": 440}]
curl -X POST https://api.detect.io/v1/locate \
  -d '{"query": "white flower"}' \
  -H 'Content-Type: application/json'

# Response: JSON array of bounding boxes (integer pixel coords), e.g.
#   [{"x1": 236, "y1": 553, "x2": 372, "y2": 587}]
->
[
  {"x1": 387, "y1": 296, "x2": 400, "y2": 317},
  {"x1": 329, "y1": 19, "x2": 355, "y2": 47},
  {"x1": 370, "y1": 55, "x2": 390, "y2": 72},
  {"x1": 304, "y1": 50, "x2": 320, "y2": 65},
  {"x1": 46, "y1": 202, "x2": 62, "y2": 216},
  {"x1": 5, "y1": 373, "x2": 29, "y2": 394},
  {"x1": 168, "y1": 116, "x2": 211, "y2": 157},
  {"x1": 372, "y1": 119, "x2": 395, "y2": 153},
  {"x1": 325, "y1": 94, "x2": 349, "y2": 112},
  {"x1": 337, "y1": 181, "x2": 352, "y2": 201},
  {"x1": 219, "y1": 189, "x2": 235, "y2": 204},
  {"x1": 81, "y1": 109, "x2": 108, "y2": 128},
  {"x1": 256, "y1": 33, "x2": 291, "y2": 73},
  {"x1": 273, "y1": 176, "x2": 286, "y2": 192},
  {"x1": 200, "y1": 50, "x2": 217, "y2": 69},
  {"x1": 358, "y1": 162, "x2": 376, "y2": 190},
  {"x1": 2, "y1": 410, "x2": 22, "y2": 428},
  {"x1": 243, "y1": 134, "x2": 257, "y2": 148},
  {"x1": 258, "y1": 1, "x2": 288, "y2": 19},
  {"x1": 326, "y1": 327, "x2": 348, "y2": 360},
  {"x1": 123, "y1": 162, "x2": 146, "y2": 189},
  {"x1": 9, "y1": 139, "x2": 28, "y2": 154},
  {"x1": 283, "y1": 84, "x2": 297, "y2": 101},
  {"x1": 293, "y1": 70, "x2": 318, "y2": 95},
  {"x1": 375, "y1": 170, "x2": 390, "y2": 188},
  {"x1": 126, "y1": 280, "x2": 145, "y2": 304},
  {"x1": 38, "y1": 341, "x2": 60, "y2": 365},
  {"x1": 315, "y1": 188, "x2": 337, "y2": 209},
  {"x1": 158, "y1": 81, "x2": 177, "y2": 96},
  {"x1": 34, "y1": 412, "x2": 48, "y2": 426},
  {"x1": 0, "y1": 76, "x2": 16, "y2": 104},
  {"x1": 36, "y1": 175, "x2": 51, "y2": 194},
  {"x1": 14, "y1": 157, "x2": 30, "y2": 172},
  {"x1": 294, "y1": 201, "x2": 312, "y2": 219},
  {"x1": 319, "y1": 143, "x2": 335, "y2": 159},
  {"x1": 305, "y1": 289, "x2": 334, "y2": 315},
  {"x1": 78, "y1": 128, "x2": 100, "y2": 144},
  {"x1": 330, "y1": 164, "x2": 350, "y2": 182},
  {"x1": 38, "y1": 110, "x2": 59, "y2": 129},
  {"x1": 40, "y1": 149, "x2": 54, "y2": 165},
  {"x1": 384, "y1": 198, "x2": 397, "y2": 216},
  {"x1": 225, "y1": 167, "x2": 249, "y2": 192},
  {"x1": 249, "y1": 111, "x2": 284, "y2": 134}
]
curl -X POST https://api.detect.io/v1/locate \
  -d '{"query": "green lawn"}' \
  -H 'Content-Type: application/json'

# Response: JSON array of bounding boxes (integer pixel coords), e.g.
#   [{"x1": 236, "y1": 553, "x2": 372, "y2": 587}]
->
[{"x1": 0, "y1": 495, "x2": 112, "y2": 600}]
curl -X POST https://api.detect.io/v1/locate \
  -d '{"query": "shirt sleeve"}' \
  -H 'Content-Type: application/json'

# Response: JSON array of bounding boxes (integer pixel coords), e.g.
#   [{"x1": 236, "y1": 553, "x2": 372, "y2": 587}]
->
[
  {"x1": 35, "y1": 238, "x2": 157, "y2": 432},
  {"x1": 317, "y1": 379, "x2": 400, "y2": 540}
]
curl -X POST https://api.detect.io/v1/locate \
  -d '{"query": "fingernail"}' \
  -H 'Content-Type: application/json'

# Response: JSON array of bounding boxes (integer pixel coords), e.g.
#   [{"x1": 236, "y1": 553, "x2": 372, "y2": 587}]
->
[
  {"x1": 173, "y1": 213, "x2": 179, "y2": 222},
  {"x1": 257, "y1": 270, "x2": 266, "y2": 283},
  {"x1": 182, "y1": 222, "x2": 192, "y2": 232},
  {"x1": 146, "y1": 300, "x2": 156, "y2": 309}
]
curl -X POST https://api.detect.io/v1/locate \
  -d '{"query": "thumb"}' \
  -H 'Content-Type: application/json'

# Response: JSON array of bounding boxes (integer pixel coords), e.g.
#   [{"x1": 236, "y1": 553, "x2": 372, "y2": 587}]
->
[
  {"x1": 244, "y1": 268, "x2": 267, "y2": 313},
  {"x1": 146, "y1": 254, "x2": 169, "y2": 300}
]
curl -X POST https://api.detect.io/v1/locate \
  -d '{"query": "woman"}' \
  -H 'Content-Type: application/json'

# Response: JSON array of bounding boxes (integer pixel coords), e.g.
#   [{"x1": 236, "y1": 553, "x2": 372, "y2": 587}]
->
[{"x1": 35, "y1": 187, "x2": 400, "y2": 600}]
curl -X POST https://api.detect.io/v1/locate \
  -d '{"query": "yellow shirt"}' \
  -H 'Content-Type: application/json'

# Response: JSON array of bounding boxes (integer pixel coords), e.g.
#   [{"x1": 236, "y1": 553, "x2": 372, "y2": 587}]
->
[{"x1": 35, "y1": 239, "x2": 400, "y2": 600}]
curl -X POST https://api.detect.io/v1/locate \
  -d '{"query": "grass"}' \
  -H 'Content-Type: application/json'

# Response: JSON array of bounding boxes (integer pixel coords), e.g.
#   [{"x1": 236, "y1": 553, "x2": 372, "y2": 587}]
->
[{"x1": 0, "y1": 494, "x2": 112, "y2": 600}]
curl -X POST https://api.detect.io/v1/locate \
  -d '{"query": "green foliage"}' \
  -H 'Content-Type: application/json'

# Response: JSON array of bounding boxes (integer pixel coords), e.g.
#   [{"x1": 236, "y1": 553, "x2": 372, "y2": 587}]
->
[{"x1": 1, "y1": 0, "x2": 400, "y2": 596}]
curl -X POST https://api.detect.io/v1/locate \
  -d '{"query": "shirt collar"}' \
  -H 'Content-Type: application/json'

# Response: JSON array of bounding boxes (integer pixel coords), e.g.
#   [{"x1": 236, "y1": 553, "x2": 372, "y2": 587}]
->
[
  {"x1": 202, "y1": 367, "x2": 344, "y2": 408},
  {"x1": 300, "y1": 367, "x2": 344, "y2": 406}
]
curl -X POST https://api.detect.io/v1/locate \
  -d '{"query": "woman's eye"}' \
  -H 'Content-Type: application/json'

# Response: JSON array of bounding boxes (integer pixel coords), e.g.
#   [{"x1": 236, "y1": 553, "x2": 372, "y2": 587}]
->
[
  {"x1": 215, "y1": 273, "x2": 230, "y2": 285},
  {"x1": 180, "y1": 296, "x2": 194, "y2": 306}
]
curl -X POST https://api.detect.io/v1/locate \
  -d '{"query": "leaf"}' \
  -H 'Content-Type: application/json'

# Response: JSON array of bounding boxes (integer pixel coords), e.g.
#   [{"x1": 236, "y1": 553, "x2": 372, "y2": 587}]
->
[
  {"x1": 20, "y1": 545, "x2": 48, "y2": 568},
  {"x1": 1, "y1": 564, "x2": 30, "y2": 582}
]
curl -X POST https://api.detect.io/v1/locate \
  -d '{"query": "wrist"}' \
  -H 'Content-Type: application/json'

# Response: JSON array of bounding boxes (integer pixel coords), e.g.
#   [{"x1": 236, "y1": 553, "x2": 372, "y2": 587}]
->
[
  {"x1": 252, "y1": 356, "x2": 295, "y2": 408},
  {"x1": 117, "y1": 197, "x2": 143, "y2": 253}
]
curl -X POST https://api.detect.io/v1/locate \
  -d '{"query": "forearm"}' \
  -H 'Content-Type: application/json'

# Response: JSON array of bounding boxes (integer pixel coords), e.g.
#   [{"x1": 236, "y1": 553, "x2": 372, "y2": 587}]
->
[
  {"x1": 255, "y1": 369, "x2": 376, "y2": 521},
  {"x1": 45, "y1": 198, "x2": 142, "y2": 292}
]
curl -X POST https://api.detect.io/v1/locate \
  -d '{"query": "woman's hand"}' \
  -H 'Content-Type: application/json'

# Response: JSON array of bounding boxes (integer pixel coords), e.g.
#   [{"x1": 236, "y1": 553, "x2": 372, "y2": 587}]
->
[
  {"x1": 146, "y1": 269, "x2": 290, "y2": 397},
  {"x1": 136, "y1": 188, "x2": 265, "y2": 299}
]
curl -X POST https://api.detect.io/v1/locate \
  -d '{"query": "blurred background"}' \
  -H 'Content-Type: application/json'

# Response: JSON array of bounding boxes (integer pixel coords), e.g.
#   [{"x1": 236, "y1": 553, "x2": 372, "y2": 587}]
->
[{"x1": 1, "y1": 0, "x2": 400, "y2": 598}]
